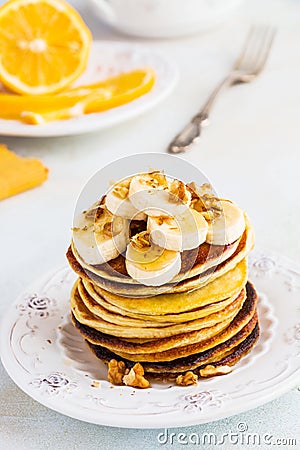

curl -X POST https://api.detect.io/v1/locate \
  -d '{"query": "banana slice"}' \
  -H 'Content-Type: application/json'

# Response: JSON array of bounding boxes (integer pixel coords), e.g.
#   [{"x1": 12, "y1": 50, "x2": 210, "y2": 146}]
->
[
  {"x1": 205, "y1": 200, "x2": 245, "y2": 245},
  {"x1": 105, "y1": 177, "x2": 146, "y2": 220},
  {"x1": 129, "y1": 172, "x2": 191, "y2": 217},
  {"x1": 125, "y1": 231, "x2": 181, "y2": 286},
  {"x1": 73, "y1": 202, "x2": 129, "y2": 265},
  {"x1": 148, "y1": 208, "x2": 208, "y2": 251}
]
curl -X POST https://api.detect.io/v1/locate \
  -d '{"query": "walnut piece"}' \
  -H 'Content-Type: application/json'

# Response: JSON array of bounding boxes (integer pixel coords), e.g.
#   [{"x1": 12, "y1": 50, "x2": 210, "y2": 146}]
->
[
  {"x1": 146, "y1": 171, "x2": 168, "y2": 189},
  {"x1": 96, "y1": 215, "x2": 124, "y2": 237},
  {"x1": 188, "y1": 182, "x2": 214, "y2": 198},
  {"x1": 94, "y1": 205, "x2": 106, "y2": 221},
  {"x1": 84, "y1": 199, "x2": 104, "y2": 221},
  {"x1": 113, "y1": 180, "x2": 130, "y2": 199},
  {"x1": 199, "y1": 364, "x2": 232, "y2": 378},
  {"x1": 103, "y1": 221, "x2": 114, "y2": 237},
  {"x1": 176, "y1": 371, "x2": 198, "y2": 386},
  {"x1": 131, "y1": 231, "x2": 151, "y2": 250},
  {"x1": 188, "y1": 182, "x2": 223, "y2": 219},
  {"x1": 153, "y1": 215, "x2": 177, "y2": 227},
  {"x1": 123, "y1": 363, "x2": 150, "y2": 389},
  {"x1": 169, "y1": 179, "x2": 189, "y2": 204},
  {"x1": 108, "y1": 359, "x2": 126, "y2": 385}
]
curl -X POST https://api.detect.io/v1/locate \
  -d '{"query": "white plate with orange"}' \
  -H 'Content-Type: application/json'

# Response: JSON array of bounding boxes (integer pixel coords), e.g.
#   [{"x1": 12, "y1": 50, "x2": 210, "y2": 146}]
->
[
  {"x1": 0, "y1": 0, "x2": 177, "y2": 137},
  {"x1": 0, "y1": 41, "x2": 177, "y2": 137}
]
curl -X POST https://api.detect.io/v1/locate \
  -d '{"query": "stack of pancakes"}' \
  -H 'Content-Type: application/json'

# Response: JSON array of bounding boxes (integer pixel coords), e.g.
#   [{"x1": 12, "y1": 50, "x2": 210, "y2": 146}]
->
[{"x1": 67, "y1": 181, "x2": 259, "y2": 381}]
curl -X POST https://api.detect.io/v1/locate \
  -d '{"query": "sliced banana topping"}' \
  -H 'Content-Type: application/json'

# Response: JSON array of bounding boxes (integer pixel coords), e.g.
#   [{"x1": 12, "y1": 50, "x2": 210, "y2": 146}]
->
[
  {"x1": 105, "y1": 178, "x2": 146, "y2": 220},
  {"x1": 73, "y1": 202, "x2": 129, "y2": 265},
  {"x1": 148, "y1": 208, "x2": 208, "y2": 251},
  {"x1": 129, "y1": 172, "x2": 191, "y2": 217},
  {"x1": 205, "y1": 200, "x2": 245, "y2": 245},
  {"x1": 125, "y1": 231, "x2": 181, "y2": 286},
  {"x1": 73, "y1": 172, "x2": 246, "y2": 283}
]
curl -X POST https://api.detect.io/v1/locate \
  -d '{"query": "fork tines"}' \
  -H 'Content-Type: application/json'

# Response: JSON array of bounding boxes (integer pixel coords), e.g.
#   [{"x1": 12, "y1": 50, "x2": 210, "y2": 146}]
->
[{"x1": 233, "y1": 26, "x2": 277, "y2": 75}]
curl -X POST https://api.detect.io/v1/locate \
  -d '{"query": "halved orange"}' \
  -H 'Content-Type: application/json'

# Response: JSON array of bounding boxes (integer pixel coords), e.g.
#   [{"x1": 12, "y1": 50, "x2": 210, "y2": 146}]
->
[{"x1": 0, "y1": 0, "x2": 92, "y2": 95}]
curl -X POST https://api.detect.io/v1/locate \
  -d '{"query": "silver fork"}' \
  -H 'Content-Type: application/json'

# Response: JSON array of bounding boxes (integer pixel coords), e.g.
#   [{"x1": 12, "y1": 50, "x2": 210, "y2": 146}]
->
[{"x1": 168, "y1": 26, "x2": 276, "y2": 154}]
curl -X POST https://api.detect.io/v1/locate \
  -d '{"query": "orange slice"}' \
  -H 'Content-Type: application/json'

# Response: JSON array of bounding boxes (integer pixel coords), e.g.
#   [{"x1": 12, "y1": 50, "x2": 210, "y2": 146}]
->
[
  {"x1": 0, "y1": 69, "x2": 156, "y2": 124},
  {"x1": 0, "y1": 0, "x2": 92, "y2": 95}
]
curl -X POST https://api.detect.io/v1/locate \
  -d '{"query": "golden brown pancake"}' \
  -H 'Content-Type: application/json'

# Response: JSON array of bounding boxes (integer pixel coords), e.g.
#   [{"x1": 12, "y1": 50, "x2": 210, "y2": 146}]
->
[
  {"x1": 85, "y1": 318, "x2": 259, "y2": 377},
  {"x1": 72, "y1": 282, "x2": 257, "y2": 361},
  {"x1": 78, "y1": 278, "x2": 243, "y2": 327},
  {"x1": 86, "y1": 258, "x2": 247, "y2": 316},
  {"x1": 71, "y1": 282, "x2": 246, "y2": 340},
  {"x1": 151, "y1": 323, "x2": 260, "y2": 378},
  {"x1": 83, "y1": 278, "x2": 242, "y2": 323}
]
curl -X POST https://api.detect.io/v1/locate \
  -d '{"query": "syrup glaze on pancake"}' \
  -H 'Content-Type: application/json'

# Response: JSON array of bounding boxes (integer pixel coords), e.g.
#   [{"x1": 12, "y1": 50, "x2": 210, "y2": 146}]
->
[
  {"x1": 94, "y1": 233, "x2": 238, "y2": 277},
  {"x1": 69, "y1": 214, "x2": 252, "y2": 286},
  {"x1": 66, "y1": 220, "x2": 254, "y2": 297},
  {"x1": 72, "y1": 213, "x2": 237, "y2": 279},
  {"x1": 70, "y1": 229, "x2": 242, "y2": 282}
]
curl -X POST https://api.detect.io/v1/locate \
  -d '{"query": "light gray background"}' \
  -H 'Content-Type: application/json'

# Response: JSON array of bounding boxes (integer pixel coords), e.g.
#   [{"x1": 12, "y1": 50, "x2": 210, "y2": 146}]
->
[{"x1": 1, "y1": 0, "x2": 300, "y2": 448}]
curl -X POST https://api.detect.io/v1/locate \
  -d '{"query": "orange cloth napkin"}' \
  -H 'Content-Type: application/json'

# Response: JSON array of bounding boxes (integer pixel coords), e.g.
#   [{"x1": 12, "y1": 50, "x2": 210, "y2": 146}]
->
[{"x1": 0, "y1": 144, "x2": 48, "y2": 200}]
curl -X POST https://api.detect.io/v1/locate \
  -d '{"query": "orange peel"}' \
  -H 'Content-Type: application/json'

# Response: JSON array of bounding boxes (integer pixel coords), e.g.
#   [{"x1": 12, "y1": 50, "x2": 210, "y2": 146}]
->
[{"x1": 0, "y1": 69, "x2": 155, "y2": 124}]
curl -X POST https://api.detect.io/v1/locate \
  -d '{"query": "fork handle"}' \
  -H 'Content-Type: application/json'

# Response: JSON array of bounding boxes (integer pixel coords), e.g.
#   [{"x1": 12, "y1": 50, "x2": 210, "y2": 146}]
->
[{"x1": 168, "y1": 75, "x2": 233, "y2": 153}]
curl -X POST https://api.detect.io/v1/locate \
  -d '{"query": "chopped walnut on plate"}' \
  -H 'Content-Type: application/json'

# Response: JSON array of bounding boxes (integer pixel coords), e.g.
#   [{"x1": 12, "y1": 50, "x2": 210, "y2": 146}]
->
[
  {"x1": 123, "y1": 363, "x2": 150, "y2": 389},
  {"x1": 108, "y1": 360, "x2": 150, "y2": 388},
  {"x1": 200, "y1": 364, "x2": 232, "y2": 378},
  {"x1": 108, "y1": 359, "x2": 126, "y2": 385},
  {"x1": 176, "y1": 371, "x2": 198, "y2": 386}
]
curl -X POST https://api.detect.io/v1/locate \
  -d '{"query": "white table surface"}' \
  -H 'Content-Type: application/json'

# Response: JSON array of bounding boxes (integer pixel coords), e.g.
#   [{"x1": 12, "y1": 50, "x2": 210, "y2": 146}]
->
[{"x1": 1, "y1": 0, "x2": 300, "y2": 448}]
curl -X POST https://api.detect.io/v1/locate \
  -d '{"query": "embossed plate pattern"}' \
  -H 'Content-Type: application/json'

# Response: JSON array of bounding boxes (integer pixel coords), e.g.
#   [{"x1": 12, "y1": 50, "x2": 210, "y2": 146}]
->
[{"x1": 1, "y1": 249, "x2": 300, "y2": 428}]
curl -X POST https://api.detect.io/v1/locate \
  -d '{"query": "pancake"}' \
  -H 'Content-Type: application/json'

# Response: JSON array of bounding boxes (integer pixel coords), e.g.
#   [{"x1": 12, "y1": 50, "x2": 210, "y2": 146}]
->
[
  {"x1": 78, "y1": 278, "x2": 175, "y2": 328},
  {"x1": 66, "y1": 219, "x2": 254, "y2": 297},
  {"x1": 151, "y1": 322, "x2": 260, "y2": 379},
  {"x1": 71, "y1": 282, "x2": 246, "y2": 339},
  {"x1": 66, "y1": 175, "x2": 259, "y2": 384},
  {"x1": 78, "y1": 278, "x2": 243, "y2": 326},
  {"x1": 115, "y1": 282, "x2": 257, "y2": 361},
  {"x1": 72, "y1": 282, "x2": 256, "y2": 359},
  {"x1": 143, "y1": 313, "x2": 258, "y2": 372},
  {"x1": 83, "y1": 281, "x2": 243, "y2": 324},
  {"x1": 86, "y1": 318, "x2": 259, "y2": 377},
  {"x1": 86, "y1": 258, "x2": 247, "y2": 316}
]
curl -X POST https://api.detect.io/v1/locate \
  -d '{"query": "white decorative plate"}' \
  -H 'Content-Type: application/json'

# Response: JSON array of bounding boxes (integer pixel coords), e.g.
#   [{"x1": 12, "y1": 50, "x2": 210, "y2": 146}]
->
[
  {"x1": 1, "y1": 249, "x2": 300, "y2": 428},
  {"x1": 0, "y1": 41, "x2": 177, "y2": 137}
]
